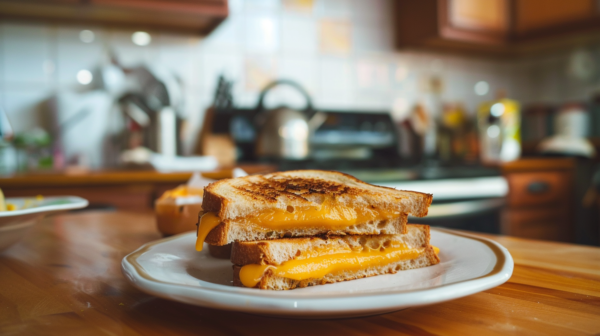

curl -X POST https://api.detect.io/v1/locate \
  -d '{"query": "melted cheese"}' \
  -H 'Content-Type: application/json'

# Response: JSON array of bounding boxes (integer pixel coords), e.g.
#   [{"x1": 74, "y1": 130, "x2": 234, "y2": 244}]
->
[
  {"x1": 250, "y1": 201, "x2": 400, "y2": 229},
  {"x1": 195, "y1": 212, "x2": 221, "y2": 251},
  {"x1": 195, "y1": 201, "x2": 401, "y2": 249},
  {"x1": 159, "y1": 185, "x2": 203, "y2": 200},
  {"x1": 239, "y1": 246, "x2": 426, "y2": 288}
]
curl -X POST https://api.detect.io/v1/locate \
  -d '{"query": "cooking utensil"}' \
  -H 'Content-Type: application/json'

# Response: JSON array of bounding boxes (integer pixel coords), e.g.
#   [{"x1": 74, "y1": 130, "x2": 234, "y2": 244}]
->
[{"x1": 254, "y1": 80, "x2": 325, "y2": 160}]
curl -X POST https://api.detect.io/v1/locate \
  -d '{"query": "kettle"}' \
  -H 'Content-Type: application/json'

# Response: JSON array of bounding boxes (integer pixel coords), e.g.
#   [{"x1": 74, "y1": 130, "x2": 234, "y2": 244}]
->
[{"x1": 255, "y1": 80, "x2": 326, "y2": 160}]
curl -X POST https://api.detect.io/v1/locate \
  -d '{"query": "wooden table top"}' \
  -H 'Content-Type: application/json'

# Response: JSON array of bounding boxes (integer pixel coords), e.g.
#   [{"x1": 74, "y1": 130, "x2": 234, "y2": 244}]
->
[{"x1": 1, "y1": 211, "x2": 599, "y2": 335}]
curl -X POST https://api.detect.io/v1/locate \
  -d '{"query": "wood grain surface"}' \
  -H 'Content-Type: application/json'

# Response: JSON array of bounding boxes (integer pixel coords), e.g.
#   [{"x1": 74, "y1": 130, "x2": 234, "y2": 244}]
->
[
  {"x1": 0, "y1": 165, "x2": 276, "y2": 188},
  {"x1": 1, "y1": 211, "x2": 599, "y2": 336}
]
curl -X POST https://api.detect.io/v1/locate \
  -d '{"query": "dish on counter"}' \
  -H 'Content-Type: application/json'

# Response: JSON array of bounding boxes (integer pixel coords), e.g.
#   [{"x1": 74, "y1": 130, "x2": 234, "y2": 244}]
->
[
  {"x1": 155, "y1": 185, "x2": 204, "y2": 236},
  {"x1": 121, "y1": 228, "x2": 513, "y2": 318},
  {"x1": 124, "y1": 170, "x2": 512, "y2": 317},
  {"x1": 155, "y1": 170, "x2": 249, "y2": 259},
  {"x1": 0, "y1": 196, "x2": 88, "y2": 252}
]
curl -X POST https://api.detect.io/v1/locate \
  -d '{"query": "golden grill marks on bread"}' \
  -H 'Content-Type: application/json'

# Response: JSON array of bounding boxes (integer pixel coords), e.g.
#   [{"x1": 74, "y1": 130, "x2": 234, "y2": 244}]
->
[
  {"x1": 231, "y1": 225, "x2": 440, "y2": 290},
  {"x1": 195, "y1": 170, "x2": 433, "y2": 249},
  {"x1": 203, "y1": 170, "x2": 433, "y2": 220}
]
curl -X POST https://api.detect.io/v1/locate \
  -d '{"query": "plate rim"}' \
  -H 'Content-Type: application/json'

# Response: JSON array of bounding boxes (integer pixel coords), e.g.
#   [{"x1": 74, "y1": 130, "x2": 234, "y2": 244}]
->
[
  {"x1": 0, "y1": 196, "x2": 89, "y2": 217},
  {"x1": 121, "y1": 228, "x2": 514, "y2": 314}
]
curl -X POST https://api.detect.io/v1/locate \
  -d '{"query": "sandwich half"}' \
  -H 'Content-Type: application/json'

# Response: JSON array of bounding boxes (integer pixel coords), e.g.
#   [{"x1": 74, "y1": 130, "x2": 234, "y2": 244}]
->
[
  {"x1": 195, "y1": 170, "x2": 432, "y2": 250},
  {"x1": 231, "y1": 224, "x2": 440, "y2": 290}
]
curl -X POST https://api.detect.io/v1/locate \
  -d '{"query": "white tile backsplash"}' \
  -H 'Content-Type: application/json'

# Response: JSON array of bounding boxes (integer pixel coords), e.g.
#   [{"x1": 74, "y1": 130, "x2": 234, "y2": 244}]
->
[
  {"x1": 278, "y1": 56, "x2": 318, "y2": 93},
  {"x1": 2, "y1": 24, "x2": 53, "y2": 85},
  {"x1": 201, "y1": 16, "x2": 244, "y2": 53},
  {"x1": 0, "y1": 0, "x2": 563, "y2": 166},
  {"x1": 244, "y1": 55, "x2": 278, "y2": 91},
  {"x1": 56, "y1": 27, "x2": 105, "y2": 87},
  {"x1": 280, "y1": 15, "x2": 318, "y2": 56},
  {"x1": 315, "y1": 88, "x2": 354, "y2": 109},
  {"x1": 315, "y1": 0, "x2": 352, "y2": 19},
  {"x1": 351, "y1": 0, "x2": 391, "y2": 25},
  {"x1": 157, "y1": 33, "x2": 202, "y2": 90},
  {"x1": 319, "y1": 56, "x2": 353, "y2": 92},
  {"x1": 244, "y1": 14, "x2": 280, "y2": 53},
  {"x1": 352, "y1": 22, "x2": 394, "y2": 53},
  {"x1": 244, "y1": 0, "x2": 281, "y2": 13},
  {"x1": 108, "y1": 30, "x2": 159, "y2": 68}
]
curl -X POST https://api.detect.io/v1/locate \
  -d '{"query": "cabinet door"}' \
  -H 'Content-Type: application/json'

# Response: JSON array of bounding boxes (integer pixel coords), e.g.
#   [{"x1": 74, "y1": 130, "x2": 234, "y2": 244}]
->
[
  {"x1": 501, "y1": 207, "x2": 568, "y2": 241},
  {"x1": 0, "y1": 0, "x2": 227, "y2": 34},
  {"x1": 515, "y1": 0, "x2": 596, "y2": 35},
  {"x1": 506, "y1": 171, "x2": 571, "y2": 208},
  {"x1": 91, "y1": 0, "x2": 228, "y2": 15},
  {"x1": 440, "y1": 0, "x2": 510, "y2": 44}
]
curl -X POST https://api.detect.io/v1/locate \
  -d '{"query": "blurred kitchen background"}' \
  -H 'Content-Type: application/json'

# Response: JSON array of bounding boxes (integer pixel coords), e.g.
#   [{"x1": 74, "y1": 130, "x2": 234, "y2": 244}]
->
[{"x1": 1, "y1": 0, "x2": 600, "y2": 246}]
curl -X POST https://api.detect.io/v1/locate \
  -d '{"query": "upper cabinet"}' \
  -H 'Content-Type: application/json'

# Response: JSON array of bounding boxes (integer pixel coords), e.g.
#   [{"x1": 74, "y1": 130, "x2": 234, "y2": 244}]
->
[
  {"x1": 440, "y1": 0, "x2": 510, "y2": 45},
  {"x1": 514, "y1": 0, "x2": 597, "y2": 39},
  {"x1": 0, "y1": 0, "x2": 228, "y2": 34},
  {"x1": 396, "y1": 0, "x2": 600, "y2": 56}
]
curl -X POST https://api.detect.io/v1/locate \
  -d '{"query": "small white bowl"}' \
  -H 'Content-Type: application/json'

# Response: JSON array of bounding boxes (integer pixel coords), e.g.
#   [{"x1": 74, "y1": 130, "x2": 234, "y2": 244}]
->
[{"x1": 0, "y1": 196, "x2": 88, "y2": 252}]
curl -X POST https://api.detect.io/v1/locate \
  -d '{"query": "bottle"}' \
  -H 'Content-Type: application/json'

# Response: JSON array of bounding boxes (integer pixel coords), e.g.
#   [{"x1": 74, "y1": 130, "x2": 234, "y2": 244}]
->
[{"x1": 478, "y1": 92, "x2": 521, "y2": 164}]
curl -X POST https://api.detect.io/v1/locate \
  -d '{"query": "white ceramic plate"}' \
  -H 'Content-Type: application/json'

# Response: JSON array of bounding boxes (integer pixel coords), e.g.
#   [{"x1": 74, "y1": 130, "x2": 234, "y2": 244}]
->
[
  {"x1": 0, "y1": 196, "x2": 89, "y2": 252},
  {"x1": 122, "y1": 228, "x2": 513, "y2": 318}
]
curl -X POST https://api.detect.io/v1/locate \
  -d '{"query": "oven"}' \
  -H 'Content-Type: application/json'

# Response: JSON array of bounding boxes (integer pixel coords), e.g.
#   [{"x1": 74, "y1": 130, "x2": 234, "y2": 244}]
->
[{"x1": 375, "y1": 176, "x2": 508, "y2": 234}]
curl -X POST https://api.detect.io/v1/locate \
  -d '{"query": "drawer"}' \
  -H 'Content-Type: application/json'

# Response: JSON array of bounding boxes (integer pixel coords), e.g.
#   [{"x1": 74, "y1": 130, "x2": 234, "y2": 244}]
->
[
  {"x1": 506, "y1": 171, "x2": 571, "y2": 208},
  {"x1": 501, "y1": 207, "x2": 569, "y2": 241}
]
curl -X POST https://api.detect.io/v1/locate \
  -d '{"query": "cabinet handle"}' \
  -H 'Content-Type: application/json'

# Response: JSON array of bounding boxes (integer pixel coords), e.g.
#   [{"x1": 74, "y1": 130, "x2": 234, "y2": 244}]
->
[{"x1": 527, "y1": 181, "x2": 550, "y2": 194}]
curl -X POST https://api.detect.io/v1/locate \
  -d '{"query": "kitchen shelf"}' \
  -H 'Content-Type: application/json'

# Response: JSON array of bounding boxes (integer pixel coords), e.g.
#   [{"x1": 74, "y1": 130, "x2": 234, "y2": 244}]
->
[{"x1": 0, "y1": 0, "x2": 228, "y2": 35}]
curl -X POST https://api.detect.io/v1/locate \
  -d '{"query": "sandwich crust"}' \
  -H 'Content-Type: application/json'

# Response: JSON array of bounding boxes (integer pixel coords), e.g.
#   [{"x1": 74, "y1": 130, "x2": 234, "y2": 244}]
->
[
  {"x1": 207, "y1": 243, "x2": 232, "y2": 259},
  {"x1": 204, "y1": 213, "x2": 408, "y2": 246},
  {"x1": 203, "y1": 170, "x2": 433, "y2": 221},
  {"x1": 231, "y1": 224, "x2": 431, "y2": 266}
]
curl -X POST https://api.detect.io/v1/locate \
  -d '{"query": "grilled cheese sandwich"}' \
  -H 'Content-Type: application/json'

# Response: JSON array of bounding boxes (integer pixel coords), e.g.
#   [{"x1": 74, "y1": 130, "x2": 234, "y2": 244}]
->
[
  {"x1": 231, "y1": 225, "x2": 440, "y2": 290},
  {"x1": 196, "y1": 170, "x2": 432, "y2": 248},
  {"x1": 195, "y1": 199, "x2": 403, "y2": 251}
]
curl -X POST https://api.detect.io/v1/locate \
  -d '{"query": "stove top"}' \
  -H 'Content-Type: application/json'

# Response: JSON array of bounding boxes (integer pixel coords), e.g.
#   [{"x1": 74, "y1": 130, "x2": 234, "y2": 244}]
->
[{"x1": 250, "y1": 159, "x2": 501, "y2": 183}]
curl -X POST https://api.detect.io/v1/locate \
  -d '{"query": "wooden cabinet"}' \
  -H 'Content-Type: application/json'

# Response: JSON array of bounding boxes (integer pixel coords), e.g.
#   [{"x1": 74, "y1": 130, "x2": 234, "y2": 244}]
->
[
  {"x1": 0, "y1": 0, "x2": 228, "y2": 35},
  {"x1": 515, "y1": 0, "x2": 597, "y2": 37},
  {"x1": 396, "y1": 0, "x2": 600, "y2": 56},
  {"x1": 505, "y1": 171, "x2": 571, "y2": 207},
  {"x1": 440, "y1": 0, "x2": 510, "y2": 45},
  {"x1": 501, "y1": 158, "x2": 575, "y2": 241}
]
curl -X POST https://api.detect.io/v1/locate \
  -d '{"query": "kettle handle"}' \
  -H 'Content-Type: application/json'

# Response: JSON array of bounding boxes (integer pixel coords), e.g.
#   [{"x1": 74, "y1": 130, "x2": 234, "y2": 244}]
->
[{"x1": 255, "y1": 79, "x2": 314, "y2": 113}]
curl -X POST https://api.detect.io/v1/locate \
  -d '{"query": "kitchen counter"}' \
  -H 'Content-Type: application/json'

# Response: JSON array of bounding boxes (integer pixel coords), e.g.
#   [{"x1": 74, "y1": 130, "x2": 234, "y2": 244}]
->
[
  {"x1": 0, "y1": 165, "x2": 275, "y2": 188},
  {"x1": 1, "y1": 211, "x2": 599, "y2": 335},
  {"x1": 0, "y1": 165, "x2": 275, "y2": 212}
]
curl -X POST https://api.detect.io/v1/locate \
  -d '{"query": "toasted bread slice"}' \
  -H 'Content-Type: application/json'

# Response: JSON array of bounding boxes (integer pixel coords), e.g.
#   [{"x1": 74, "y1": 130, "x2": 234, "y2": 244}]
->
[
  {"x1": 232, "y1": 224, "x2": 432, "y2": 266},
  {"x1": 204, "y1": 213, "x2": 408, "y2": 246},
  {"x1": 232, "y1": 225, "x2": 440, "y2": 290},
  {"x1": 203, "y1": 170, "x2": 433, "y2": 220},
  {"x1": 200, "y1": 170, "x2": 432, "y2": 246},
  {"x1": 233, "y1": 247, "x2": 438, "y2": 290},
  {"x1": 208, "y1": 243, "x2": 232, "y2": 259}
]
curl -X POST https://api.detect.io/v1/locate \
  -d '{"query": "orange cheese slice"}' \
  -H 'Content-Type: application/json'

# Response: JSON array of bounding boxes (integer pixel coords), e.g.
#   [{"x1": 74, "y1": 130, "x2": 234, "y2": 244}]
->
[
  {"x1": 195, "y1": 201, "x2": 401, "y2": 250},
  {"x1": 239, "y1": 246, "x2": 429, "y2": 288}
]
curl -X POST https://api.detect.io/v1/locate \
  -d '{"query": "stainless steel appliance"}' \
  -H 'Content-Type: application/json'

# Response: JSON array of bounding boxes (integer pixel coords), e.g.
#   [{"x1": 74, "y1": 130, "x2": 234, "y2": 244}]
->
[
  {"x1": 375, "y1": 173, "x2": 506, "y2": 234},
  {"x1": 254, "y1": 80, "x2": 325, "y2": 160}
]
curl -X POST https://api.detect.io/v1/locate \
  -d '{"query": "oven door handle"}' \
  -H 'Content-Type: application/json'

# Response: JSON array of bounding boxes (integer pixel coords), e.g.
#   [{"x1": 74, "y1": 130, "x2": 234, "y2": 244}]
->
[{"x1": 411, "y1": 198, "x2": 505, "y2": 219}]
